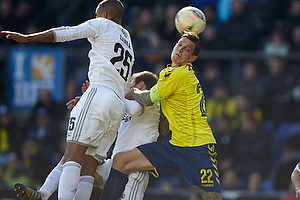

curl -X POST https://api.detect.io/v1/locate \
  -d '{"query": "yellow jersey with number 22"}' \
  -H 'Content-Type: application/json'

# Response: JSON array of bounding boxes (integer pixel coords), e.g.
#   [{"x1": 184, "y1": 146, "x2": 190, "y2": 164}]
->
[{"x1": 150, "y1": 63, "x2": 216, "y2": 147}]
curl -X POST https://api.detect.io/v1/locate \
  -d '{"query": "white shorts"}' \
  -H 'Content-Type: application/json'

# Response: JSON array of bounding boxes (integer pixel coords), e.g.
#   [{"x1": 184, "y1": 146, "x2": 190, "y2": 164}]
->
[
  {"x1": 96, "y1": 159, "x2": 149, "y2": 200},
  {"x1": 66, "y1": 86, "x2": 124, "y2": 160}
]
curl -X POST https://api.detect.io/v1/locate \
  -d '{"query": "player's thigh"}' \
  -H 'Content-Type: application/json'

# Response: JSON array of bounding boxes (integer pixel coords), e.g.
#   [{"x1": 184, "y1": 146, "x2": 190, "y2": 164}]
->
[{"x1": 113, "y1": 148, "x2": 154, "y2": 173}]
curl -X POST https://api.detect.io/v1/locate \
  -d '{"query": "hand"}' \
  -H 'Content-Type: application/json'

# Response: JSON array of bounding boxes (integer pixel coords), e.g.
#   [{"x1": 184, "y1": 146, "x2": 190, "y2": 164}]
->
[
  {"x1": 81, "y1": 80, "x2": 90, "y2": 94},
  {"x1": 125, "y1": 88, "x2": 134, "y2": 100},
  {"x1": 1, "y1": 31, "x2": 28, "y2": 43},
  {"x1": 66, "y1": 96, "x2": 81, "y2": 110}
]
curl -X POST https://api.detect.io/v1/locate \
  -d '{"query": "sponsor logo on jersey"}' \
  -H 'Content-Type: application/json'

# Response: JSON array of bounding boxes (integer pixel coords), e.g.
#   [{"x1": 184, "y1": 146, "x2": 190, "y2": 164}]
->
[
  {"x1": 122, "y1": 113, "x2": 132, "y2": 123},
  {"x1": 121, "y1": 29, "x2": 128, "y2": 38},
  {"x1": 120, "y1": 34, "x2": 131, "y2": 49},
  {"x1": 164, "y1": 68, "x2": 175, "y2": 78}
]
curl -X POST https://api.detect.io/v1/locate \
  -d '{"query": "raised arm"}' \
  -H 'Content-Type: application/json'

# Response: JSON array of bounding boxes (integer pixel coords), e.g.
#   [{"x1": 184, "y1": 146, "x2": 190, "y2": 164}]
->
[{"x1": 1, "y1": 30, "x2": 54, "y2": 43}]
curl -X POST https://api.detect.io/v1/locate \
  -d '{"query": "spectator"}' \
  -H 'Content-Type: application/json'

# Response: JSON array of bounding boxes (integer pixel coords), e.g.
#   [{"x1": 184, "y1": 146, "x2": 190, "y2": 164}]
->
[
  {"x1": 202, "y1": 4, "x2": 219, "y2": 26},
  {"x1": 27, "y1": 107, "x2": 61, "y2": 159},
  {"x1": 263, "y1": 30, "x2": 289, "y2": 64},
  {"x1": 283, "y1": 0, "x2": 300, "y2": 43},
  {"x1": 0, "y1": 105, "x2": 23, "y2": 155},
  {"x1": 246, "y1": 172, "x2": 263, "y2": 192},
  {"x1": 247, "y1": 0, "x2": 281, "y2": 47},
  {"x1": 259, "y1": 56, "x2": 294, "y2": 124},
  {"x1": 214, "y1": 115, "x2": 237, "y2": 174},
  {"x1": 200, "y1": 24, "x2": 222, "y2": 50},
  {"x1": 157, "y1": 4, "x2": 181, "y2": 50},
  {"x1": 0, "y1": 163, "x2": 9, "y2": 190},
  {"x1": 2, "y1": 152, "x2": 31, "y2": 189},
  {"x1": 233, "y1": 61, "x2": 262, "y2": 107},
  {"x1": 30, "y1": 88, "x2": 63, "y2": 128},
  {"x1": 38, "y1": 0, "x2": 87, "y2": 28},
  {"x1": 206, "y1": 83, "x2": 236, "y2": 129},
  {"x1": 218, "y1": 0, "x2": 255, "y2": 50},
  {"x1": 290, "y1": 25, "x2": 300, "y2": 52},
  {"x1": 273, "y1": 139, "x2": 299, "y2": 191},
  {"x1": 221, "y1": 168, "x2": 244, "y2": 190},
  {"x1": 199, "y1": 60, "x2": 228, "y2": 99},
  {"x1": 132, "y1": 8, "x2": 159, "y2": 51},
  {"x1": 154, "y1": 175, "x2": 182, "y2": 192},
  {"x1": 14, "y1": 0, "x2": 45, "y2": 32},
  {"x1": 18, "y1": 140, "x2": 52, "y2": 185},
  {"x1": 233, "y1": 113, "x2": 271, "y2": 180},
  {"x1": 231, "y1": 93, "x2": 263, "y2": 131},
  {"x1": 0, "y1": 0, "x2": 17, "y2": 46},
  {"x1": 132, "y1": 8, "x2": 165, "y2": 72}
]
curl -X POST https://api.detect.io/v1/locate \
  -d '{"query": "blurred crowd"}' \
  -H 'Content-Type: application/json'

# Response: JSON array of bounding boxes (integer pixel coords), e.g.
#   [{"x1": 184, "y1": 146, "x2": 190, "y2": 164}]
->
[{"x1": 1, "y1": 0, "x2": 300, "y2": 197}]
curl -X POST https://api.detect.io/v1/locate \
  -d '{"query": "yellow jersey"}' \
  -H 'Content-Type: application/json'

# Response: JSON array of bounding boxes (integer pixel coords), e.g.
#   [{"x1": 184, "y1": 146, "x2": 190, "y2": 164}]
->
[{"x1": 150, "y1": 63, "x2": 216, "y2": 147}]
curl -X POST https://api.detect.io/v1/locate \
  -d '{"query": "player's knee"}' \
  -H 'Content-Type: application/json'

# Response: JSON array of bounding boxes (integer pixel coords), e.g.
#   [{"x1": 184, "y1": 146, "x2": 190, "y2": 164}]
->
[{"x1": 112, "y1": 152, "x2": 127, "y2": 172}]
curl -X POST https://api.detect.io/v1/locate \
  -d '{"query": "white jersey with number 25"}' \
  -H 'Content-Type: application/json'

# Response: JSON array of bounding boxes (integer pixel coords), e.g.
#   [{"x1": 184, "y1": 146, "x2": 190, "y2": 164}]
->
[{"x1": 52, "y1": 17, "x2": 135, "y2": 98}]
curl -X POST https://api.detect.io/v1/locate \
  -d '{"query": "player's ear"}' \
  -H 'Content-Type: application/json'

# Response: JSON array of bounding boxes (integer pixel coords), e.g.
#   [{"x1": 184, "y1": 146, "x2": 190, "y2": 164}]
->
[
  {"x1": 100, "y1": 10, "x2": 108, "y2": 18},
  {"x1": 188, "y1": 55, "x2": 197, "y2": 63},
  {"x1": 136, "y1": 81, "x2": 146, "y2": 90}
]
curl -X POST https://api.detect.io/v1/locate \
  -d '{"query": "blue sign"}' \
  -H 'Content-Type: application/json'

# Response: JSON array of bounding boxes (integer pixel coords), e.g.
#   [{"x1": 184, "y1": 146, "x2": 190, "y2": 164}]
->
[{"x1": 8, "y1": 47, "x2": 64, "y2": 110}]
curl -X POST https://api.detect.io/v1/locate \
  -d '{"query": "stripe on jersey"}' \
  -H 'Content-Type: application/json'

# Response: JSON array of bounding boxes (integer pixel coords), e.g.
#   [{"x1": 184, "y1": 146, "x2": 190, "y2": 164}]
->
[
  {"x1": 127, "y1": 171, "x2": 147, "y2": 200},
  {"x1": 72, "y1": 87, "x2": 97, "y2": 141}
]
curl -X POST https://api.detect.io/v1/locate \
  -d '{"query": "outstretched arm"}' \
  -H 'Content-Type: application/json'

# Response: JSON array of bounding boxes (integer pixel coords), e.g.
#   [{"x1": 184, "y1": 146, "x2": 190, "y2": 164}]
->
[{"x1": 1, "y1": 30, "x2": 54, "y2": 43}]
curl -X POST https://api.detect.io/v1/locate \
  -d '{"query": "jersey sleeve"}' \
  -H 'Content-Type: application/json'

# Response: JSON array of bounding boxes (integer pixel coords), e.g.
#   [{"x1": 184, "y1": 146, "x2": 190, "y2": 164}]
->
[
  {"x1": 123, "y1": 99, "x2": 144, "y2": 116},
  {"x1": 52, "y1": 18, "x2": 102, "y2": 42}
]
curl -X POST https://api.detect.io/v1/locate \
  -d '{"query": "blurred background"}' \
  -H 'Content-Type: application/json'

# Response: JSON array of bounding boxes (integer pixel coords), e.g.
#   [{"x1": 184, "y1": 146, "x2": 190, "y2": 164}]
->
[{"x1": 0, "y1": 0, "x2": 300, "y2": 199}]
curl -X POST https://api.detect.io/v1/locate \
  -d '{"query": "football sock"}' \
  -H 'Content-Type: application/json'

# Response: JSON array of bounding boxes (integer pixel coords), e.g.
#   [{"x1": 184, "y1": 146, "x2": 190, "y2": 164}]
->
[
  {"x1": 39, "y1": 164, "x2": 63, "y2": 200},
  {"x1": 73, "y1": 175, "x2": 94, "y2": 200},
  {"x1": 99, "y1": 168, "x2": 128, "y2": 200},
  {"x1": 58, "y1": 161, "x2": 81, "y2": 200}
]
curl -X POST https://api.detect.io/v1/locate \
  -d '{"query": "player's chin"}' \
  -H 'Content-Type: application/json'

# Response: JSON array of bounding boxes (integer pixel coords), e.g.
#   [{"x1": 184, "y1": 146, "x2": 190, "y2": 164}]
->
[{"x1": 171, "y1": 55, "x2": 180, "y2": 63}]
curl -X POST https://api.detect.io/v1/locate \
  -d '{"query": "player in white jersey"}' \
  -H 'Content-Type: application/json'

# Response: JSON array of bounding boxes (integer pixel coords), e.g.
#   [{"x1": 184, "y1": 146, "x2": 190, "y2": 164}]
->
[
  {"x1": 94, "y1": 71, "x2": 161, "y2": 200},
  {"x1": 2, "y1": 1, "x2": 134, "y2": 199}
]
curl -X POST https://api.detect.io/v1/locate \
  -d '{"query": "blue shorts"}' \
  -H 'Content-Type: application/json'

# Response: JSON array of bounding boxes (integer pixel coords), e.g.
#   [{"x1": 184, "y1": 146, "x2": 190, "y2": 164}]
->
[{"x1": 137, "y1": 140, "x2": 221, "y2": 192}]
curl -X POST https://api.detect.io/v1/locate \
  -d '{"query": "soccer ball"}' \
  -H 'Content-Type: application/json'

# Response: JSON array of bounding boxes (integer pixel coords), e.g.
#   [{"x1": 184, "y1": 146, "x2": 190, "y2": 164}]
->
[{"x1": 175, "y1": 6, "x2": 206, "y2": 35}]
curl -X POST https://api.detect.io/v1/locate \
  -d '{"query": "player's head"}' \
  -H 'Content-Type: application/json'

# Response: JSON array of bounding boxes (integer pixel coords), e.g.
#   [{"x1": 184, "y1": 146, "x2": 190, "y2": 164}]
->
[
  {"x1": 182, "y1": 32, "x2": 202, "y2": 56},
  {"x1": 96, "y1": 0, "x2": 124, "y2": 24},
  {"x1": 171, "y1": 32, "x2": 201, "y2": 66},
  {"x1": 131, "y1": 71, "x2": 158, "y2": 90}
]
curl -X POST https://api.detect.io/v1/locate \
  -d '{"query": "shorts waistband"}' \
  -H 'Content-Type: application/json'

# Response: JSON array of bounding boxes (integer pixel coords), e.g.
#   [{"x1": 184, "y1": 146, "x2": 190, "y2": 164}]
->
[{"x1": 90, "y1": 84, "x2": 122, "y2": 101}]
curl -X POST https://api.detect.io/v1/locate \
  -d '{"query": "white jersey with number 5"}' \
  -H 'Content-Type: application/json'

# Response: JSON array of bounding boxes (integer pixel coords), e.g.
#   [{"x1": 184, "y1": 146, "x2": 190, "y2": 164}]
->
[{"x1": 52, "y1": 17, "x2": 134, "y2": 98}]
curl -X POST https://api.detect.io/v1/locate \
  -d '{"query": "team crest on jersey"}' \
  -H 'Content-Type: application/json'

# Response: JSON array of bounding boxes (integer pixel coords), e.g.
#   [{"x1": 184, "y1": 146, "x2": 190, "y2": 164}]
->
[
  {"x1": 186, "y1": 63, "x2": 193, "y2": 71},
  {"x1": 122, "y1": 113, "x2": 132, "y2": 123}
]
